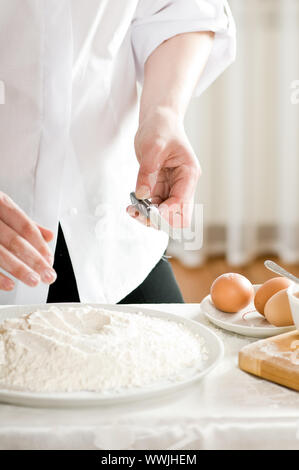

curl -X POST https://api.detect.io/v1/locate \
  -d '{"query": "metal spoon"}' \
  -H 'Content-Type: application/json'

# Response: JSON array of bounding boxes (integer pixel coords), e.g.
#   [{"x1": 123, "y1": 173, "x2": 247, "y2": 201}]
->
[{"x1": 264, "y1": 260, "x2": 299, "y2": 284}]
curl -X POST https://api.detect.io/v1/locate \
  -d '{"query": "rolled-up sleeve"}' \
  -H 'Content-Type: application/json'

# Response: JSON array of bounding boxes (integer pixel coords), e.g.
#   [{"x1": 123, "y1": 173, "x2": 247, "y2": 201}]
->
[{"x1": 131, "y1": 0, "x2": 236, "y2": 96}]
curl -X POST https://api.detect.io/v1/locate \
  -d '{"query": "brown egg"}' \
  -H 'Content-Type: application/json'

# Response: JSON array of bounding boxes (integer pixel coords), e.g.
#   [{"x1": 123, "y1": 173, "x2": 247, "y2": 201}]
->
[
  {"x1": 264, "y1": 288, "x2": 294, "y2": 327},
  {"x1": 210, "y1": 273, "x2": 254, "y2": 313},
  {"x1": 254, "y1": 277, "x2": 292, "y2": 316}
]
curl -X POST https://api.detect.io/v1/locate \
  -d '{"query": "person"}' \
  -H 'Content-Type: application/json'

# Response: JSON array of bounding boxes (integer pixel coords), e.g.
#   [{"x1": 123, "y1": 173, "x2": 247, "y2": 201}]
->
[{"x1": 0, "y1": 0, "x2": 235, "y2": 305}]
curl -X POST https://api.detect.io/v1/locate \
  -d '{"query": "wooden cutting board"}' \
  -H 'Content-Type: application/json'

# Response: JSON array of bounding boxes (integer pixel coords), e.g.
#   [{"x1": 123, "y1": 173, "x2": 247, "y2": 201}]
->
[{"x1": 239, "y1": 331, "x2": 299, "y2": 391}]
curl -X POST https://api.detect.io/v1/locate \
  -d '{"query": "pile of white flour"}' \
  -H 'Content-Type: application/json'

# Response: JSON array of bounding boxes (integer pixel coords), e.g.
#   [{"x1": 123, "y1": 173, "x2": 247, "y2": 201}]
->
[{"x1": 0, "y1": 306, "x2": 208, "y2": 393}]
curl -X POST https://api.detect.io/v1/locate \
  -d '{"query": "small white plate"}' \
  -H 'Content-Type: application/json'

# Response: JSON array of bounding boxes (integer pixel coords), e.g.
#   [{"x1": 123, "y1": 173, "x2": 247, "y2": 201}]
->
[
  {"x1": 201, "y1": 285, "x2": 296, "y2": 338},
  {"x1": 0, "y1": 303, "x2": 224, "y2": 408}
]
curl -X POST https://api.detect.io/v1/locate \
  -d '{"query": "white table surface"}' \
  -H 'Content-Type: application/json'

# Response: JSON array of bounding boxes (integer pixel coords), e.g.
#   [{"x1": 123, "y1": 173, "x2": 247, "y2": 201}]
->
[{"x1": 0, "y1": 303, "x2": 299, "y2": 450}]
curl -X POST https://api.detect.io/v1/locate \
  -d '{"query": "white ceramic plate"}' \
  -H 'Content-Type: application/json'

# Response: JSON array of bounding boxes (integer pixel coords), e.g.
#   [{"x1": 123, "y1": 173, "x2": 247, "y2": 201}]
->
[
  {"x1": 201, "y1": 285, "x2": 296, "y2": 338},
  {"x1": 0, "y1": 303, "x2": 224, "y2": 408}
]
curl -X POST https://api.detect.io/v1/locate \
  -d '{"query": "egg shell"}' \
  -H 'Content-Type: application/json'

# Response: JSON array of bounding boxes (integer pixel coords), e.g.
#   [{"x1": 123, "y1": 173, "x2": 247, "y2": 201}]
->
[
  {"x1": 264, "y1": 288, "x2": 294, "y2": 327},
  {"x1": 210, "y1": 273, "x2": 254, "y2": 313},
  {"x1": 254, "y1": 277, "x2": 292, "y2": 315}
]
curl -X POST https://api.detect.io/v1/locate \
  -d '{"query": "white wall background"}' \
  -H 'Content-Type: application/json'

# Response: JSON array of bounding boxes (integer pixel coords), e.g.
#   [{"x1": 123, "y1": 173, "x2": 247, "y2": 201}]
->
[{"x1": 170, "y1": 0, "x2": 299, "y2": 266}]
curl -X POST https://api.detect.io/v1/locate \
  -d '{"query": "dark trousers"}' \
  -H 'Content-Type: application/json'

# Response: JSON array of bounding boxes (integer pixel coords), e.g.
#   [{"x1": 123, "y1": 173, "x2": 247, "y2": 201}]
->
[{"x1": 47, "y1": 224, "x2": 184, "y2": 304}]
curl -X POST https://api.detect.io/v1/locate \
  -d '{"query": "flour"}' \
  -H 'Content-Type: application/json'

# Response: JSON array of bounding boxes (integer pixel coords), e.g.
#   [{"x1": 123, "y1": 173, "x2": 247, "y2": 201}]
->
[
  {"x1": 0, "y1": 306, "x2": 208, "y2": 393},
  {"x1": 259, "y1": 342, "x2": 299, "y2": 366}
]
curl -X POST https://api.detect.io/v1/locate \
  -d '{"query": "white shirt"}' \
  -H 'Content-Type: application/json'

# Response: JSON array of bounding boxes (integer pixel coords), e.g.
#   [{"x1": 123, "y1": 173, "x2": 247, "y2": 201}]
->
[{"x1": 0, "y1": 0, "x2": 235, "y2": 305}]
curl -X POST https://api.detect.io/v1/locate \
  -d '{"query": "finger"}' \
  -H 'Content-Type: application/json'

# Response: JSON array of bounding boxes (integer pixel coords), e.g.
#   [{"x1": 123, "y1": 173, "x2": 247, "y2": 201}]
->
[
  {"x1": 157, "y1": 157, "x2": 200, "y2": 227},
  {"x1": 0, "y1": 245, "x2": 41, "y2": 287},
  {"x1": 126, "y1": 206, "x2": 159, "y2": 229},
  {"x1": 0, "y1": 220, "x2": 56, "y2": 284},
  {"x1": 158, "y1": 198, "x2": 194, "y2": 228},
  {"x1": 169, "y1": 162, "x2": 200, "y2": 202},
  {"x1": 135, "y1": 141, "x2": 165, "y2": 199},
  {"x1": 0, "y1": 193, "x2": 54, "y2": 263},
  {"x1": 0, "y1": 272, "x2": 15, "y2": 291},
  {"x1": 37, "y1": 225, "x2": 54, "y2": 243}
]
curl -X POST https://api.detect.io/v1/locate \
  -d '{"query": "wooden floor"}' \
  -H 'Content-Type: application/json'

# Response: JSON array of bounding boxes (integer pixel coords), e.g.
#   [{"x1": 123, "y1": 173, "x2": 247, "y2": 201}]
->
[{"x1": 170, "y1": 256, "x2": 299, "y2": 303}]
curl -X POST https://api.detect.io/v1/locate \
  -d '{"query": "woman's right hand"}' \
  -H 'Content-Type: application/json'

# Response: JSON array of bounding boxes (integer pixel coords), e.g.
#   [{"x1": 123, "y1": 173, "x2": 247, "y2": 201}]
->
[{"x1": 0, "y1": 191, "x2": 57, "y2": 291}]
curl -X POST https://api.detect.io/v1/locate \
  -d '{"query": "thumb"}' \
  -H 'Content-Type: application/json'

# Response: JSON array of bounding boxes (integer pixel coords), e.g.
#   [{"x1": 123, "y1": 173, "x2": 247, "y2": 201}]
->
[
  {"x1": 135, "y1": 142, "x2": 164, "y2": 199},
  {"x1": 135, "y1": 170, "x2": 157, "y2": 200}
]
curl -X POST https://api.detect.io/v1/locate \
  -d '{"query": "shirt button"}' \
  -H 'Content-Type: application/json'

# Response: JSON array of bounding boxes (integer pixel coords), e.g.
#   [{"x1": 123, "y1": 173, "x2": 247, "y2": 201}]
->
[
  {"x1": 95, "y1": 204, "x2": 108, "y2": 218},
  {"x1": 69, "y1": 207, "x2": 78, "y2": 216}
]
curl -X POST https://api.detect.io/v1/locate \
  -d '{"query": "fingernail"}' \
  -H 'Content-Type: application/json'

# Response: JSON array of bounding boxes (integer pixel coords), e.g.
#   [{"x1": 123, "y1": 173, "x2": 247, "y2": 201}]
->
[
  {"x1": 41, "y1": 269, "x2": 57, "y2": 284},
  {"x1": 135, "y1": 185, "x2": 151, "y2": 199},
  {"x1": 26, "y1": 272, "x2": 40, "y2": 287}
]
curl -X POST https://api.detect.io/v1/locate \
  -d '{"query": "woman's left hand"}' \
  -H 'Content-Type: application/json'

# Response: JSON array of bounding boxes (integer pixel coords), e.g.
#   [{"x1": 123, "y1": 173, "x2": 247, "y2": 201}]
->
[{"x1": 127, "y1": 107, "x2": 201, "y2": 228}]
